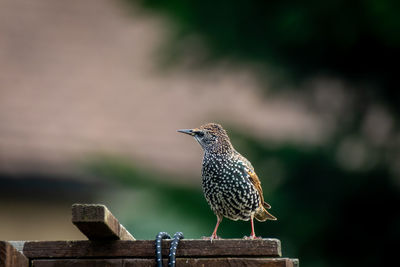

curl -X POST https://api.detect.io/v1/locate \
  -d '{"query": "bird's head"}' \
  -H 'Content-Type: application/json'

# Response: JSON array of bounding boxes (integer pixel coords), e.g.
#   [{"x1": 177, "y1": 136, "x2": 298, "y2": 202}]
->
[{"x1": 178, "y1": 123, "x2": 233, "y2": 154}]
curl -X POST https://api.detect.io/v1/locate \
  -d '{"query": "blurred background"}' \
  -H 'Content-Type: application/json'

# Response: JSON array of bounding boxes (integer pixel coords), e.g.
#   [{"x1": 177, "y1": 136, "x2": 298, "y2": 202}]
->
[{"x1": 1, "y1": 0, "x2": 399, "y2": 266}]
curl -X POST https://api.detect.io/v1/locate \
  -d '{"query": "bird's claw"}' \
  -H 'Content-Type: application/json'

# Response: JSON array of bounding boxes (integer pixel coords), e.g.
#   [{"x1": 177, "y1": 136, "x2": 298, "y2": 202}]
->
[{"x1": 202, "y1": 235, "x2": 221, "y2": 242}]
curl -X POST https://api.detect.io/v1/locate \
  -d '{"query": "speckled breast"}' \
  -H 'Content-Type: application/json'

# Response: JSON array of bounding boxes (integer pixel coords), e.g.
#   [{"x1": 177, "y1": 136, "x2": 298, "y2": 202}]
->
[{"x1": 201, "y1": 154, "x2": 260, "y2": 221}]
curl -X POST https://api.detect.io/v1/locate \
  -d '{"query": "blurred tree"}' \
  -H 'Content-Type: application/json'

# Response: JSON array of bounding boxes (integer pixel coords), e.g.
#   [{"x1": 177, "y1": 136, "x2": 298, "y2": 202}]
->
[
  {"x1": 229, "y1": 129, "x2": 399, "y2": 267},
  {"x1": 134, "y1": 0, "x2": 400, "y2": 117},
  {"x1": 118, "y1": 1, "x2": 400, "y2": 266},
  {"x1": 87, "y1": 127, "x2": 399, "y2": 266}
]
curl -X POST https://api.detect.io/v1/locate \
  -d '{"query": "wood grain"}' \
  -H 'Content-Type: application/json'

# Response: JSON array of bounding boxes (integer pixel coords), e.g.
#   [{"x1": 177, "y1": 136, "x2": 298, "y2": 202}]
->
[
  {"x1": 71, "y1": 204, "x2": 135, "y2": 241},
  {"x1": 0, "y1": 241, "x2": 28, "y2": 267},
  {"x1": 32, "y1": 258, "x2": 296, "y2": 267},
  {"x1": 23, "y1": 239, "x2": 281, "y2": 259}
]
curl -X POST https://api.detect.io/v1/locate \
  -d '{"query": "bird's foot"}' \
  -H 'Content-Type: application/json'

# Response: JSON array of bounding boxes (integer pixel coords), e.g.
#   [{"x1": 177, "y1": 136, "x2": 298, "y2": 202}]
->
[
  {"x1": 243, "y1": 235, "x2": 262, "y2": 240},
  {"x1": 202, "y1": 235, "x2": 221, "y2": 242}
]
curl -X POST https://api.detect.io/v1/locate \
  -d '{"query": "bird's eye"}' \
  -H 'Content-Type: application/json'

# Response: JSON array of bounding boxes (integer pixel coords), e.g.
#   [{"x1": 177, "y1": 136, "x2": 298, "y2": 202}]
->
[{"x1": 197, "y1": 132, "x2": 205, "y2": 137}]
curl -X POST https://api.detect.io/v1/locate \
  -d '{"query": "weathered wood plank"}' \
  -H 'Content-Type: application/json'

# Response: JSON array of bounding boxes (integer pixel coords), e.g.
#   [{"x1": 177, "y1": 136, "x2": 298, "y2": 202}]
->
[
  {"x1": 32, "y1": 258, "x2": 295, "y2": 267},
  {"x1": 71, "y1": 204, "x2": 135, "y2": 241},
  {"x1": 0, "y1": 241, "x2": 29, "y2": 267},
  {"x1": 23, "y1": 239, "x2": 281, "y2": 258}
]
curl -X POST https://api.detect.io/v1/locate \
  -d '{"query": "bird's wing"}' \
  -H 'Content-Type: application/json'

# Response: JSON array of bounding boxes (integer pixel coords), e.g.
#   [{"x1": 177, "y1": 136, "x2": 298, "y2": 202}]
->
[
  {"x1": 247, "y1": 169, "x2": 265, "y2": 205},
  {"x1": 263, "y1": 201, "x2": 271, "y2": 209},
  {"x1": 233, "y1": 150, "x2": 255, "y2": 171},
  {"x1": 235, "y1": 151, "x2": 272, "y2": 209}
]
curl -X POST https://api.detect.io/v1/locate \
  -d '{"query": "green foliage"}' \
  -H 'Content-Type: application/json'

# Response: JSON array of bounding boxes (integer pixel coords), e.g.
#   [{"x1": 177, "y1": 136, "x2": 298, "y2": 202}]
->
[
  {"x1": 85, "y1": 128, "x2": 399, "y2": 266},
  {"x1": 134, "y1": 0, "x2": 400, "y2": 115},
  {"x1": 85, "y1": 155, "x2": 216, "y2": 239},
  {"x1": 116, "y1": 1, "x2": 399, "y2": 265},
  {"x1": 228, "y1": 128, "x2": 399, "y2": 267}
]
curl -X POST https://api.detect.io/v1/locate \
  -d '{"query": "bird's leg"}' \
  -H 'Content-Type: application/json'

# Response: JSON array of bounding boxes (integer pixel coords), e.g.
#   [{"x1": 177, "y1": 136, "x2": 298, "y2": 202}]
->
[
  {"x1": 203, "y1": 216, "x2": 222, "y2": 241},
  {"x1": 244, "y1": 215, "x2": 261, "y2": 239},
  {"x1": 250, "y1": 215, "x2": 257, "y2": 239},
  {"x1": 211, "y1": 217, "x2": 222, "y2": 240}
]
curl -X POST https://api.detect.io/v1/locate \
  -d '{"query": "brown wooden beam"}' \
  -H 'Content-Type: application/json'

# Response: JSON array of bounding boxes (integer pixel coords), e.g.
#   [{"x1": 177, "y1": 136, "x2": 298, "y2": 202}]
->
[
  {"x1": 32, "y1": 258, "x2": 296, "y2": 267},
  {"x1": 72, "y1": 204, "x2": 135, "y2": 241},
  {"x1": 0, "y1": 241, "x2": 29, "y2": 267},
  {"x1": 22, "y1": 239, "x2": 281, "y2": 259}
]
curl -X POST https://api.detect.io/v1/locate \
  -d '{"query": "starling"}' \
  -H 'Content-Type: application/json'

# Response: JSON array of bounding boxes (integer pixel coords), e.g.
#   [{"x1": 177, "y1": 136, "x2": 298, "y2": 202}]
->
[{"x1": 178, "y1": 123, "x2": 276, "y2": 240}]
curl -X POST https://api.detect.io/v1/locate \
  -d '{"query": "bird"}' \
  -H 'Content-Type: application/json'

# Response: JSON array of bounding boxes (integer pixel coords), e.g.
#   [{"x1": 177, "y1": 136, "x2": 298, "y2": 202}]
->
[{"x1": 178, "y1": 123, "x2": 276, "y2": 240}]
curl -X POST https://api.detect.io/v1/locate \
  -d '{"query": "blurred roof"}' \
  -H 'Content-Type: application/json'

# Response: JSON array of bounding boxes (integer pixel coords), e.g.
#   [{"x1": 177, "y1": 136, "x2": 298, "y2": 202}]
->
[{"x1": 0, "y1": 0, "x2": 326, "y2": 180}]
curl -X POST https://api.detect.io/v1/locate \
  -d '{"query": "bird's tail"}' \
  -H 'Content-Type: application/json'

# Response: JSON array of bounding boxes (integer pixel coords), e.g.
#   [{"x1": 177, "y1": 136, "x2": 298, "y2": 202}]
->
[{"x1": 254, "y1": 202, "x2": 277, "y2": 222}]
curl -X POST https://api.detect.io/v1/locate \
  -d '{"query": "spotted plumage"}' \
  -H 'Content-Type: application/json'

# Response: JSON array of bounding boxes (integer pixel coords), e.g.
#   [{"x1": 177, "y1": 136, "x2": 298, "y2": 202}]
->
[{"x1": 178, "y1": 123, "x2": 276, "y2": 239}]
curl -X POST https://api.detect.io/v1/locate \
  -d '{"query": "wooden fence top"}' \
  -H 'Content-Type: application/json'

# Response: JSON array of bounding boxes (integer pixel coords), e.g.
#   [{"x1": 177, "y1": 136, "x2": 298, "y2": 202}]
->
[
  {"x1": 1, "y1": 203, "x2": 298, "y2": 267},
  {"x1": 11, "y1": 238, "x2": 281, "y2": 259},
  {"x1": 31, "y1": 258, "x2": 298, "y2": 267}
]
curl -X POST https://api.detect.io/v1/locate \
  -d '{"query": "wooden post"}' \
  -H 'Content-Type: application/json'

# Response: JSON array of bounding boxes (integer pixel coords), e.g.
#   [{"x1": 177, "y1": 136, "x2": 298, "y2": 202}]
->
[
  {"x1": 0, "y1": 241, "x2": 28, "y2": 267},
  {"x1": 72, "y1": 204, "x2": 135, "y2": 241}
]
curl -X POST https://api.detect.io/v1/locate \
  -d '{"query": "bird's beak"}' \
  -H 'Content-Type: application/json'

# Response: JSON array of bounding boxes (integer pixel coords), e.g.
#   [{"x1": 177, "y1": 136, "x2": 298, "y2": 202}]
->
[{"x1": 177, "y1": 129, "x2": 196, "y2": 136}]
